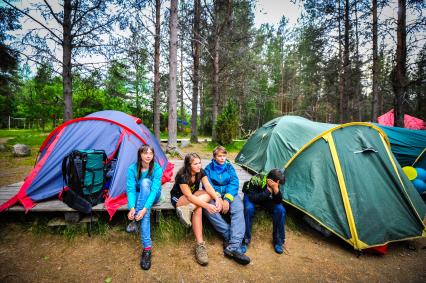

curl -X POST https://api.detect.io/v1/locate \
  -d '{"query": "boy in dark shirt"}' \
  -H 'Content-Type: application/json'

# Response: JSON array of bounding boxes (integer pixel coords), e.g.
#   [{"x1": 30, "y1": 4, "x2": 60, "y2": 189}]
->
[{"x1": 242, "y1": 168, "x2": 287, "y2": 254}]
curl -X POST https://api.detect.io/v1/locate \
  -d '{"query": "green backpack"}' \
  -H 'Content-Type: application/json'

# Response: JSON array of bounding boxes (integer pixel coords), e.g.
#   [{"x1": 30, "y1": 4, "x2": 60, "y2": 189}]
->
[{"x1": 62, "y1": 149, "x2": 107, "y2": 212}]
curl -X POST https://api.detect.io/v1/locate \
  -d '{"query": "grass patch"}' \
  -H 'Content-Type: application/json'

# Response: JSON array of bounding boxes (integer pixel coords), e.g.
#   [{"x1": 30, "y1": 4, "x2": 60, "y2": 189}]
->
[
  {"x1": 160, "y1": 132, "x2": 192, "y2": 139},
  {"x1": 4, "y1": 132, "x2": 48, "y2": 148},
  {"x1": 0, "y1": 129, "x2": 49, "y2": 185},
  {"x1": 49, "y1": 214, "x2": 112, "y2": 240},
  {"x1": 0, "y1": 129, "x2": 48, "y2": 139},
  {"x1": 4, "y1": 213, "x2": 114, "y2": 241},
  {"x1": 0, "y1": 208, "x2": 304, "y2": 244},
  {"x1": 207, "y1": 140, "x2": 246, "y2": 153},
  {"x1": 152, "y1": 212, "x2": 214, "y2": 243}
]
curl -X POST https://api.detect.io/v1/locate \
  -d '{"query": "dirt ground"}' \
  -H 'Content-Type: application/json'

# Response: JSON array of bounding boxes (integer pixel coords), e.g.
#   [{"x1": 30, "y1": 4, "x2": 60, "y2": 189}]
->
[
  {"x1": 0, "y1": 217, "x2": 425, "y2": 283},
  {"x1": 1, "y1": 141, "x2": 425, "y2": 282}
]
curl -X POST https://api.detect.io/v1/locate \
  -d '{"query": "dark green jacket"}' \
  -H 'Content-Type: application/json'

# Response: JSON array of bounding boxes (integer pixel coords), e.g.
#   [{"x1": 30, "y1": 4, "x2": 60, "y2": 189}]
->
[{"x1": 243, "y1": 174, "x2": 282, "y2": 204}]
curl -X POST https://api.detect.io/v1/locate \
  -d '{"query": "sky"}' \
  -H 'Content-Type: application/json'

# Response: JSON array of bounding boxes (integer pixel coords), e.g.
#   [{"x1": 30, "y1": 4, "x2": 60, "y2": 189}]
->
[
  {"x1": 254, "y1": 0, "x2": 302, "y2": 27},
  {"x1": 3, "y1": 0, "x2": 301, "y2": 74}
]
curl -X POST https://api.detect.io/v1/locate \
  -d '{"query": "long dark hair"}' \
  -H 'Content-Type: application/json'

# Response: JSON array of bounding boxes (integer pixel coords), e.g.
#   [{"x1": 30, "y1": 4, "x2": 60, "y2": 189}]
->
[
  {"x1": 137, "y1": 144, "x2": 155, "y2": 179},
  {"x1": 176, "y1": 152, "x2": 202, "y2": 185}
]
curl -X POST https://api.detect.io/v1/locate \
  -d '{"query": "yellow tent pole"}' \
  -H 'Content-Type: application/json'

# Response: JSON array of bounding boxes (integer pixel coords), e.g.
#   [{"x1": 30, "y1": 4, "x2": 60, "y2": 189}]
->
[
  {"x1": 324, "y1": 132, "x2": 368, "y2": 250},
  {"x1": 413, "y1": 148, "x2": 426, "y2": 167}
]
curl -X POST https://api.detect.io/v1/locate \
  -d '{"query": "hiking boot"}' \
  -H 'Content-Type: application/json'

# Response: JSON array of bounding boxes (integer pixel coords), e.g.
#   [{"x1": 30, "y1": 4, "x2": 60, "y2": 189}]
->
[
  {"x1": 126, "y1": 220, "x2": 139, "y2": 233},
  {"x1": 224, "y1": 247, "x2": 250, "y2": 265},
  {"x1": 195, "y1": 242, "x2": 208, "y2": 266},
  {"x1": 140, "y1": 250, "x2": 152, "y2": 270},
  {"x1": 176, "y1": 204, "x2": 194, "y2": 227}
]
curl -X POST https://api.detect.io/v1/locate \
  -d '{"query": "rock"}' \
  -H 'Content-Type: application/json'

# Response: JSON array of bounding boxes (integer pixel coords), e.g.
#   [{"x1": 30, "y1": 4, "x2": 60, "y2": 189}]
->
[
  {"x1": 0, "y1": 144, "x2": 5, "y2": 151},
  {"x1": 12, "y1": 144, "x2": 31, "y2": 157},
  {"x1": 180, "y1": 140, "x2": 190, "y2": 148}
]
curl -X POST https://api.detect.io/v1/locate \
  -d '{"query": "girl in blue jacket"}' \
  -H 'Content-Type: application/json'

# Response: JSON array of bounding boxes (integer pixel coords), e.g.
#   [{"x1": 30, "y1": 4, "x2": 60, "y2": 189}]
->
[{"x1": 127, "y1": 144, "x2": 163, "y2": 270}]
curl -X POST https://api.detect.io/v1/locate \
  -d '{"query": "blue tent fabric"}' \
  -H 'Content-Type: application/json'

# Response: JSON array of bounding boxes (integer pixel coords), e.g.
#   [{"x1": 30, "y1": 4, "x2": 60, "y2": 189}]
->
[
  {"x1": 31, "y1": 120, "x2": 122, "y2": 201},
  {"x1": 0, "y1": 110, "x2": 173, "y2": 217},
  {"x1": 376, "y1": 124, "x2": 426, "y2": 167}
]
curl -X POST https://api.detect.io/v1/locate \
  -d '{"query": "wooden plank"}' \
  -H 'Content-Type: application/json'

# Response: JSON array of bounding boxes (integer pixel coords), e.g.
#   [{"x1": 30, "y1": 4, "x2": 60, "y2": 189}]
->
[{"x1": 0, "y1": 159, "x2": 252, "y2": 213}]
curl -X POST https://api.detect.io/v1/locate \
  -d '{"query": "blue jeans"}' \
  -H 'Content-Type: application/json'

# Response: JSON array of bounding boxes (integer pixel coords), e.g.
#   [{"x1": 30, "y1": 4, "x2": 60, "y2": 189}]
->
[
  {"x1": 135, "y1": 179, "x2": 161, "y2": 248},
  {"x1": 204, "y1": 195, "x2": 245, "y2": 252},
  {"x1": 243, "y1": 195, "x2": 286, "y2": 246}
]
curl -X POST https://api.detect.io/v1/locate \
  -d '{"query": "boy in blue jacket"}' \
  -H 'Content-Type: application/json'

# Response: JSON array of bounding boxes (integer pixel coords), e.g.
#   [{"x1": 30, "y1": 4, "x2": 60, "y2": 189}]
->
[{"x1": 204, "y1": 146, "x2": 250, "y2": 265}]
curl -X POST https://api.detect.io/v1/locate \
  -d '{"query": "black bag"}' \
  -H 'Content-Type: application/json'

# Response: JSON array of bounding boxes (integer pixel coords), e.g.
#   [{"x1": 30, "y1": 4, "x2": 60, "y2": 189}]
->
[
  {"x1": 61, "y1": 149, "x2": 107, "y2": 213},
  {"x1": 61, "y1": 188, "x2": 92, "y2": 214}
]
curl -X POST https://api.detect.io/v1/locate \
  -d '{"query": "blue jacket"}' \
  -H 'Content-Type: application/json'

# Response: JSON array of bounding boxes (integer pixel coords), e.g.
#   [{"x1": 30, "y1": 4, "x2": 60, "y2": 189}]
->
[
  {"x1": 127, "y1": 162, "x2": 163, "y2": 210},
  {"x1": 204, "y1": 160, "x2": 239, "y2": 202}
]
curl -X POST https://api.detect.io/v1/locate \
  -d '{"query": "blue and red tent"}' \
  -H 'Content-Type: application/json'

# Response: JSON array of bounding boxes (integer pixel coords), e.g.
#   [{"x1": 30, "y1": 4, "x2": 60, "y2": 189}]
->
[{"x1": 0, "y1": 110, "x2": 174, "y2": 218}]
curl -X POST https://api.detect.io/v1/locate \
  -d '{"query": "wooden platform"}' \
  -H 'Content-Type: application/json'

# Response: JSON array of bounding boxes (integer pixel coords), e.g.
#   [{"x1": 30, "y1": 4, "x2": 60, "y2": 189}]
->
[{"x1": 0, "y1": 159, "x2": 253, "y2": 213}]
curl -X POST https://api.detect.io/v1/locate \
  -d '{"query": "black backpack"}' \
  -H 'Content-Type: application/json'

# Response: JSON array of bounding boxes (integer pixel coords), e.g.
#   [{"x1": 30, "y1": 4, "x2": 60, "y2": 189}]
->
[{"x1": 61, "y1": 149, "x2": 108, "y2": 214}]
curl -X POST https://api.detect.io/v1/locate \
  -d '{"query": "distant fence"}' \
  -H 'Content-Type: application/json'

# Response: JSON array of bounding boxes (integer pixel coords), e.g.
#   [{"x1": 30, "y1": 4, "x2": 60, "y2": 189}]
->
[{"x1": 2, "y1": 117, "x2": 63, "y2": 130}]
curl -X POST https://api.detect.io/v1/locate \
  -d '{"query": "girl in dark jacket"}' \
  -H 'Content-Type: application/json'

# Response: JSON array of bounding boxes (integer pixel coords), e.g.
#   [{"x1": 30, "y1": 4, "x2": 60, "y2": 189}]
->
[{"x1": 170, "y1": 153, "x2": 221, "y2": 266}]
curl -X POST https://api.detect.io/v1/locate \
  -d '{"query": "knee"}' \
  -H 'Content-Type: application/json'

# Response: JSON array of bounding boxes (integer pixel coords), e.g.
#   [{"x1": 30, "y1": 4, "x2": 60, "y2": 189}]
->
[
  {"x1": 231, "y1": 197, "x2": 243, "y2": 210},
  {"x1": 204, "y1": 193, "x2": 212, "y2": 203},
  {"x1": 273, "y1": 204, "x2": 285, "y2": 216},
  {"x1": 141, "y1": 178, "x2": 152, "y2": 190},
  {"x1": 245, "y1": 204, "x2": 255, "y2": 217}
]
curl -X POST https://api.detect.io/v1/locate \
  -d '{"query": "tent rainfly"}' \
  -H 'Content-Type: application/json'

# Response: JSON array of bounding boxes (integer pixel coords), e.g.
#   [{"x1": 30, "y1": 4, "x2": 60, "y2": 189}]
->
[
  {"x1": 0, "y1": 110, "x2": 174, "y2": 218},
  {"x1": 236, "y1": 116, "x2": 426, "y2": 250}
]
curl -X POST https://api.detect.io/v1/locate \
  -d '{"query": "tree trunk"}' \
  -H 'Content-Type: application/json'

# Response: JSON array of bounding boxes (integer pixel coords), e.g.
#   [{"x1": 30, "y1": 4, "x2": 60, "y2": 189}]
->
[
  {"x1": 338, "y1": 0, "x2": 344, "y2": 123},
  {"x1": 199, "y1": 80, "x2": 205, "y2": 134},
  {"x1": 354, "y1": 0, "x2": 362, "y2": 121},
  {"x1": 179, "y1": 41, "x2": 184, "y2": 133},
  {"x1": 190, "y1": 0, "x2": 201, "y2": 143},
  {"x1": 63, "y1": 0, "x2": 72, "y2": 121},
  {"x1": 211, "y1": 1, "x2": 220, "y2": 142},
  {"x1": 167, "y1": 0, "x2": 178, "y2": 151},
  {"x1": 212, "y1": 37, "x2": 220, "y2": 141},
  {"x1": 372, "y1": 0, "x2": 380, "y2": 122},
  {"x1": 153, "y1": 0, "x2": 161, "y2": 141},
  {"x1": 342, "y1": 0, "x2": 350, "y2": 122},
  {"x1": 392, "y1": 0, "x2": 407, "y2": 127}
]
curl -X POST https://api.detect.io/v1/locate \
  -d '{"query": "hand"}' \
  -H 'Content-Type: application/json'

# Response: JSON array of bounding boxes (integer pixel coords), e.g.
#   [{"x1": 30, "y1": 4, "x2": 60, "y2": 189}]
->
[
  {"x1": 127, "y1": 208, "x2": 136, "y2": 220},
  {"x1": 215, "y1": 198, "x2": 223, "y2": 212},
  {"x1": 222, "y1": 200, "x2": 230, "y2": 214},
  {"x1": 205, "y1": 203, "x2": 219, "y2": 214},
  {"x1": 135, "y1": 208, "x2": 147, "y2": 221},
  {"x1": 267, "y1": 179, "x2": 280, "y2": 194}
]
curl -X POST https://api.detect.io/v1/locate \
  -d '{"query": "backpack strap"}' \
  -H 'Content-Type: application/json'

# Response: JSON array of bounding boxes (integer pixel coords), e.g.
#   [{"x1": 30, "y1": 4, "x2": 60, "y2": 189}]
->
[{"x1": 62, "y1": 154, "x2": 71, "y2": 190}]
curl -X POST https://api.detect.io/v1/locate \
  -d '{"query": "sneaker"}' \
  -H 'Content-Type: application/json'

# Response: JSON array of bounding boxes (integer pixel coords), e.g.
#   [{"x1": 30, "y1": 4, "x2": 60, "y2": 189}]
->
[
  {"x1": 224, "y1": 248, "x2": 251, "y2": 265},
  {"x1": 126, "y1": 220, "x2": 139, "y2": 233},
  {"x1": 195, "y1": 242, "x2": 209, "y2": 266},
  {"x1": 274, "y1": 244, "x2": 283, "y2": 254},
  {"x1": 176, "y1": 204, "x2": 194, "y2": 227},
  {"x1": 140, "y1": 250, "x2": 152, "y2": 270},
  {"x1": 241, "y1": 243, "x2": 247, "y2": 254}
]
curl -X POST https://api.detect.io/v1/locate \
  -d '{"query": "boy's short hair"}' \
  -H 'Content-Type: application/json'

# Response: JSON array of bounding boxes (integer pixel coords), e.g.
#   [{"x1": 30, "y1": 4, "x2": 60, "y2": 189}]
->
[
  {"x1": 267, "y1": 168, "x2": 285, "y2": 184},
  {"x1": 213, "y1": 146, "x2": 227, "y2": 157}
]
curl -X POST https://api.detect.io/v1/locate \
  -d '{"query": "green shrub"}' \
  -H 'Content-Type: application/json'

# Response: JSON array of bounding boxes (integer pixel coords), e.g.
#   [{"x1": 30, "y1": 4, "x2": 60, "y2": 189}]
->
[{"x1": 214, "y1": 101, "x2": 239, "y2": 145}]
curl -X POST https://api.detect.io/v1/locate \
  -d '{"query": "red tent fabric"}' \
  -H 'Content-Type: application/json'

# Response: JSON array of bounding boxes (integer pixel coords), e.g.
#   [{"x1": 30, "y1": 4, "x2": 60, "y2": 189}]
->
[{"x1": 378, "y1": 109, "x2": 425, "y2": 130}]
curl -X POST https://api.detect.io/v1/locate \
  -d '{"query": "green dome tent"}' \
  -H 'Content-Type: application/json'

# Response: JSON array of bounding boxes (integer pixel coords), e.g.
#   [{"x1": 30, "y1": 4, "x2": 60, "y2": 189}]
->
[{"x1": 236, "y1": 116, "x2": 426, "y2": 250}]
